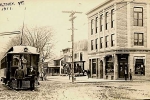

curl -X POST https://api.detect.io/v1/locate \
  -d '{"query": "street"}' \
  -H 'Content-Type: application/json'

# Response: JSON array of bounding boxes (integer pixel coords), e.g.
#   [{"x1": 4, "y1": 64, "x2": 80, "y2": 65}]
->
[{"x1": 0, "y1": 76, "x2": 150, "y2": 100}]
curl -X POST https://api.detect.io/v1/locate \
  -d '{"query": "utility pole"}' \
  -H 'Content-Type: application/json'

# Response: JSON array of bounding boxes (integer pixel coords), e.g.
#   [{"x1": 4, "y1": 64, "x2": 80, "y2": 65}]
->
[{"x1": 62, "y1": 11, "x2": 82, "y2": 83}]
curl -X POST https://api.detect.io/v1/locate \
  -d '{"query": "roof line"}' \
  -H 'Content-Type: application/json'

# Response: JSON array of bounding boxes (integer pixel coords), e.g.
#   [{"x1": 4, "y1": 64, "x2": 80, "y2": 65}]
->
[{"x1": 86, "y1": 0, "x2": 114, "y2": 15}]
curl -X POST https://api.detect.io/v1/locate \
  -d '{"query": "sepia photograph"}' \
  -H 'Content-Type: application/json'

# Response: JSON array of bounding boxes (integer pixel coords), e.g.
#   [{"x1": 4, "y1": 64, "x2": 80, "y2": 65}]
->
[{"x1": 0, "y1": 0, "x2": 150, "y2": 99}]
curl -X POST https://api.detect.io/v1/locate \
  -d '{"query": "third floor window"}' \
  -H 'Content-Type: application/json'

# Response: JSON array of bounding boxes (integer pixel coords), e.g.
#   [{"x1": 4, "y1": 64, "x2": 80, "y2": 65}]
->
[
  {"x1": 100, "y1": 14, "x2": 103, "y2": 32},
  {"x1": 105, "y1": 12, "x2": 109, "y2": 30},
  {"x1": 91, "y1": 19, "x2": 94, "y2": 35},
  {"x1": 111, "y1": 9, "x2": 115, "y2": 28},
  {"x1": 134, "y1": 7, "x2": 143, "y2": 26},
  {"x1": 95, "y1": 17, "x2": 98, "y2": 33}
]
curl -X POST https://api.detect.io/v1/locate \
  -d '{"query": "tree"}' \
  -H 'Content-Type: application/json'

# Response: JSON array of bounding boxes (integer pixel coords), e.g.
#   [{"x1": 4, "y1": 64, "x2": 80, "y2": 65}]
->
[{"x1": 6, "y1": 26, "x2": 56, "y2": 61}]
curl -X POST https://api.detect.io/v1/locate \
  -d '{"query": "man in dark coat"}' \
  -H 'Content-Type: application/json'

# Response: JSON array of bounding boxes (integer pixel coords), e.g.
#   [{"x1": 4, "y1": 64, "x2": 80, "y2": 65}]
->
[
  {"x1": 14, "y1": 67, "x2": 24, "y2": 89},
  {"x1": 28, "y1": 66, "x2": 36, "y2": 90},
  {"x1": 87, "y1": 70, "x2": 90, "y2": 79}
]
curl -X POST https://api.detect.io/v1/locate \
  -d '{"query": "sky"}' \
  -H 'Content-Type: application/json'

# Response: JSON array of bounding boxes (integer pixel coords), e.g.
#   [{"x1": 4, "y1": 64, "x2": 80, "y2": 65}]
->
[{"x1": 0, "y1": 0, "x2": 105, "y2": 56}]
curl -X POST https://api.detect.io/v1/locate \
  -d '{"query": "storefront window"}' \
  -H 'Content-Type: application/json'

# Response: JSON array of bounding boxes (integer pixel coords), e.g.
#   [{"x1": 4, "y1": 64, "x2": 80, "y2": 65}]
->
[
  {"x1": 135, "y1": 59, "x2": 145, "y2": 75},
  {"x1": 105, "y1": 56, "x2": 114, "y2": 75},
  {"x1": 92, "y1": 59, "x2": 96, "y2": 74}
]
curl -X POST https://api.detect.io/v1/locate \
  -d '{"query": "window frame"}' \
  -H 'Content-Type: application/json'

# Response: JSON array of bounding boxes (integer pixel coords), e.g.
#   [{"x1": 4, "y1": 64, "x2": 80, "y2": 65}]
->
[
  {"x1": 95, "y1": 38, "x2": 98, "y2": 50},
  {"x1": 91, "y1": 40, "x2": 94, "y2": 50},
  {"x1": 111, "y1": 9, "x2": 115, "y2": 28},
  {"x1": 100, "y1": 37, "x2": 103, "y2": 49},
  {"x1": 111, "y1": 34, "x2": 115, "y2": 47},
  {"x1": 134, "y1": 33, "x2": 144, "y2": 46},
  {"x1": 100, "y1": 14, "x2": 103, "y2": 32},
  {"x1": 95, "y1": 17, "x2": 98, "y2": 33},
  {"x1": 134, "y1": 58, "x2": 145, "y2": 75},
  {"x1": 105, "y1": 36, "x2": 109, "y2": 48},
  {"x1": 91, "y1": 19, "x2": 94, "y2": 35},
  {"x1": 133, "y1": 7, "x2": 143, "y2": 26},
  {"x1": 105, "y1": 12, "x2": 109, "y2": 30}
]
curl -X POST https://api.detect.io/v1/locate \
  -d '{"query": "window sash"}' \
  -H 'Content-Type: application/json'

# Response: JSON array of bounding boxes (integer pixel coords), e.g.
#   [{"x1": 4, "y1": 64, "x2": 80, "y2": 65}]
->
[
  {"x1": 105, "y1": 36, "x2": 108, "y2": 47},
  {"x1": 95, "y1": 39, "x2": 98, "y2": 49},
  {"x1": 91, "y1": 19, "x2": 94, "y2": 34},
  {"x1": 100, "y1": 15, "x2": 103, "y2": 31},
  {"x1": 134, "y1": 7, "x2": 143, "y2": 26},
  {"x1": 105, "y1": 12, "x2": 108, "y2": 30},
  {"x1": 91, "y1": 40, "x2": 94, "y2": 50},
  {"x1": 100, "y1": 37, "x2": 103, "y2": 48},
  {"x1": 111, "y1": 9, "x2": 115, "y2": 28},
  {"x1": 134, "y1": 33, "x2": 143, "y2": 46},
  {"x1": 96, "y1": 17, "x2": 98, "y2": 33},
  {"x1": 111, "y1": 34, "x2": 115, "y2": 46}
]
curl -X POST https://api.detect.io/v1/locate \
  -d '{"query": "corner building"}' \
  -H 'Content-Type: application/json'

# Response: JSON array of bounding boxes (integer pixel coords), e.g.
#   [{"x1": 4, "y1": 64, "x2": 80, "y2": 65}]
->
[{"x1": 86, "y1": 0, "x2": 150, "y2": 80}]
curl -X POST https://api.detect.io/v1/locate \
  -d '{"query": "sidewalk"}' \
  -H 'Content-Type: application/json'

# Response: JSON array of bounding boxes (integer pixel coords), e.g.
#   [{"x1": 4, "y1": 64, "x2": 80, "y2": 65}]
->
[{"x1": 46, "y1": 75, "x2": 143, "y2": 83}]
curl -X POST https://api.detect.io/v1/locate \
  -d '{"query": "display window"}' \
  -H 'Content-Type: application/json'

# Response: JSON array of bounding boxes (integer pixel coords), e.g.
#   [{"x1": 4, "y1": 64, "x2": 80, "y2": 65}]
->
[{"x1": 134, "y1": 57, "x2": 145, "y2": 75}]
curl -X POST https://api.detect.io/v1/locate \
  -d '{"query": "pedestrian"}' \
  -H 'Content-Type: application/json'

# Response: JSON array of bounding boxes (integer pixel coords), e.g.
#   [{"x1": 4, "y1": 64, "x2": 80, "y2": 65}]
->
[
  {"x1": 87, "y1": 70, "x2": 90, "y2": 79},
  {"x1": 28, "y1": 66, "x2": 36, "y2": 91},
  {"x1": 14, "y1": 66, "x2": 24, "y2": 89},
  {"x1": 40, "y1": 72, "x2": 44, "y2": 81},
  {"x1": 124, "y1": 67, "x2": 128, "y2": 81},
  {"x1": 129, "y1": 69, "x2": 132, "y2": 81}
]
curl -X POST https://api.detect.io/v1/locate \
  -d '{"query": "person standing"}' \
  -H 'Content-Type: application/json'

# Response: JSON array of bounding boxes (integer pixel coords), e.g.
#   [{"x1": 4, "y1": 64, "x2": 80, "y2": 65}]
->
[
  {"x1": 28, "y1": 66, "x2": 36, "y2": 91},
  {"x1": 124, "y1": 67, "x2": 128, "y2": 81},
  {"x1": 87, "y1": 70, "x2": 90, "y2": 79},
  {"x1": 21, "y1": 56, "x2": 27, "y2": 75},
  {"x1": 129, "y1": 69, "x2": 132, "y2": 81},
  {"x1": 14, "y1": 67, "x2": 24, "y2": 89}
]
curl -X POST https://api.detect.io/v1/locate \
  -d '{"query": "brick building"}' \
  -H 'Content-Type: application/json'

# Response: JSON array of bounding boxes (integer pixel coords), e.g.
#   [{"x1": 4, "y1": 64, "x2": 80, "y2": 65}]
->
[{"x1": 86, "y1": 0, "x2": 150, "y2": 80}]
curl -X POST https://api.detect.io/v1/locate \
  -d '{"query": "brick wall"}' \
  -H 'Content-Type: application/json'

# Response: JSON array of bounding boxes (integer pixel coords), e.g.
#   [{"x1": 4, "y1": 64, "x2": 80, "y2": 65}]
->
[{"x1": 116, "y1": 3, "x2": 128, "y2": 48}]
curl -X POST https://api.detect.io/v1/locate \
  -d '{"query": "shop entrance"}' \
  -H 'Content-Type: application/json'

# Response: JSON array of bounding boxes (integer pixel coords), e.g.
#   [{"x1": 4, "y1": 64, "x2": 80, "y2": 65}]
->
[{"x1": 118, "y1": 54, "x2": 128, "y2": 78}]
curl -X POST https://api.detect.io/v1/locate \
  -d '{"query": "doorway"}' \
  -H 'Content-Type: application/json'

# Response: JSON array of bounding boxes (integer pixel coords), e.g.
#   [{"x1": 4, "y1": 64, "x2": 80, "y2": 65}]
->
[{"x1": 118, "y1": 54, "x2": 128, "y2": 78}]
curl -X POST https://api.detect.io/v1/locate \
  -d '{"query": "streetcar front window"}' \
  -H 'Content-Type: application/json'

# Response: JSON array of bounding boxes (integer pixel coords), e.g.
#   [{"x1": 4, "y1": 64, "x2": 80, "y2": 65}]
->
[{"x1": 12, "y1": 55, "x2": 20, "y2": 67}]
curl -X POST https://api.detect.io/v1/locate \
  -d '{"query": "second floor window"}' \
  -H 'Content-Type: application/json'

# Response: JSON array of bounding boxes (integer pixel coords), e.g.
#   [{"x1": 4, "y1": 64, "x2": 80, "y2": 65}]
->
[
  {"x1": 91, "y1": 40, "x2": 94, "y2": 50},
  {"x1": 95, "y1": 17, "x2": 98, "y2": 33},
  {"x1": 134, "y1": 7, "x2": 143, "y2": 26},
  {"x1": 74, "y1": 53, "x2": 77, "y2": 59},
  {"x1": 111, "y1": 9, "x2": 115, "y2": 28},
  {"x1": 105, "y1": 12, "x2": 109, "y2": 30},
  {"x1": 91, "y1": 19, "x2": 94, "y2": 34},
  {"x1": 100, "y1": 14, "x2": 103, "y2": 32},
  {"x1": 111, "y1": 34, "x2": 115, "y2": 47},
  {"x1": 100, "y1": 37, "x2": 103, "y2": 49},
  {"x1": 95, "y1": 38, "x2": 98, "y2": 49},
  {"x1": 105, "y1": 36, "x2": 109, "y2": 48},
  {"x1": 134, "y1": 33, "x2": 143, "y2": 46}
]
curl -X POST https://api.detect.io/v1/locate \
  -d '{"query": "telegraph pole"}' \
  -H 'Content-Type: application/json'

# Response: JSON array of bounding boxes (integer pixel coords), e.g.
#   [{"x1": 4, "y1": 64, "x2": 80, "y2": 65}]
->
[{"x1": 62, "y1": 11, "x2": 82, "y2": 83}]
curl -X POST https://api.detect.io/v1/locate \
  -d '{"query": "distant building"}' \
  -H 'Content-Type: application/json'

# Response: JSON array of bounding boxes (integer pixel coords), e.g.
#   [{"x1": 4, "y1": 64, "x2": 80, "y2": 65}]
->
[
  {"x1": 87, "y1": 0, "x2": 150, "y2": 80},
  {"x1": 74, "y1": 40, "x2": 88, "y2": 74},
  {"x1": 60, "y1": 40, "x2": 88, "y2": 76},
  {"x1": 45, "y1": 57, "x2": 63, "y2": 76}
]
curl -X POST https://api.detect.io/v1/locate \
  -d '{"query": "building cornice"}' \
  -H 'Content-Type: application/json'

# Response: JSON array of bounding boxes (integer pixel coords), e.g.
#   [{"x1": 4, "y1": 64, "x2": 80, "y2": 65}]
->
[
  {"x1": 88, "y1": 48, "x2": 150, "y2": 55},
  {"x1": 86, "y1": 0, "x2": 114, "y2": 15}
]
